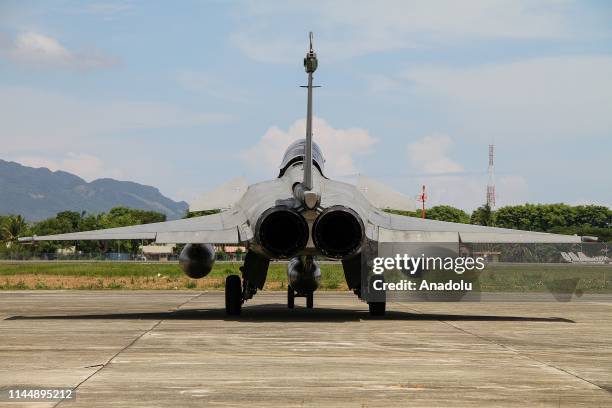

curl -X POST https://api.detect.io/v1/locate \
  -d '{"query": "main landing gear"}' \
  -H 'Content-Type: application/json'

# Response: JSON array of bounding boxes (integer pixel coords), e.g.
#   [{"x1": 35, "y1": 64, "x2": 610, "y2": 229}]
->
[
  {"x1": 225, "y1": 275, "x2": 242, "y2": 315},
  {"x1": 287, "y1": 285, "x2": 314, "y2": 309},
  {"x1": 367, "y1": 301, "x2": 386, "y2": 316},
  {"x1": 225, "y1": 274, "x2": 260, "y2": 316},
  {"x1": 225, "y1": 252, "x2": 270, "y2": 316}
]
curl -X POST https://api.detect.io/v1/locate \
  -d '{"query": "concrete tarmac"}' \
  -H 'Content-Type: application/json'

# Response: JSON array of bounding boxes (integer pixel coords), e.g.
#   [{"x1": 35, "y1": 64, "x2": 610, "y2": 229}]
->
[{"x1": 0, "y1": 291, "x2": 611, "y2": 407}]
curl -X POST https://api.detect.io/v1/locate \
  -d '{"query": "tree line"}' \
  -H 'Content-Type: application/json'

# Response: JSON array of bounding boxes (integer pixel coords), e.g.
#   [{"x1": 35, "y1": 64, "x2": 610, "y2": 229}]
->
[
  {"x1": 1, "y1": 203, "x2": 610, "y2": 256},
  {"x1": 386, "y1": 203, "x2": 611, "y2": 241},
  {"x1": 0, "y1": 207, "x2": 166, "y2": 257}
]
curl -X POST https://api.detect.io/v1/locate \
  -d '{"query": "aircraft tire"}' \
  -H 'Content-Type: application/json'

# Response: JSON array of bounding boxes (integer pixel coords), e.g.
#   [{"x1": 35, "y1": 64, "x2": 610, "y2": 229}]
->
[
  {"x1": 368, "y1": 301, "x2": 385, "y2": 316},
  {"x1": 287, "y1": 286, "x2": 295, "y2": 309},
  {"x1": 225, "y1": 275, "x2": 242, "y2": 315}
]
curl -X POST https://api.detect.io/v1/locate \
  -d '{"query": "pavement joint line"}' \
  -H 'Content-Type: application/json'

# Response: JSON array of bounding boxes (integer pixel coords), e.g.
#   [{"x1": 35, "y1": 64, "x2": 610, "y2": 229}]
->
[
  {"x1": 53, "y1": 292, "x2": 205, "y2": 407},
  {"x1": 392, "y1": 302, "x2": 610, "y2": 394}
]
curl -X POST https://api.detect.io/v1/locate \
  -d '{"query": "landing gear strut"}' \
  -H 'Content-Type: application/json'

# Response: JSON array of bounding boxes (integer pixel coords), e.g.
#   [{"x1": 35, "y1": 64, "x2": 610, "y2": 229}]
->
[
  {"x1": 287, "y1": 286, "x2": 295, "y2": 309},
  {"x1": 225, "y1": 275, "x2": 242, "y2": 315},
  {"x1": 306, "y1": 292, "x2": 314, "y2": 309},
  {"x1": 287, "y1": 285, "x2": 314, "y2": 309},
  {"x1": 226, "y1": 251, "x2": 269, "y2": 316},
  {"x1": 368, "y1": 301, "x2": 386, "y2": 316}
]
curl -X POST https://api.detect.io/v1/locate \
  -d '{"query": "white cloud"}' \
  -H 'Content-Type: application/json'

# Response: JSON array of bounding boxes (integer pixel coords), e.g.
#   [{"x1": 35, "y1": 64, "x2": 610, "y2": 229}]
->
[
  {"x1": 406, "y1": 134, "x2": 464, "y2": 174},
  {"x1": 406, "y1": 135, "x2": 528, "y2": 210},
  {"x1": 0, "y1": 31, "x2": 118, "y2": 69},
  {"x1": 60, "y1": 1, "x2": 135, "y2": 19},
  {"x1": 0, "y1": 85, "x2": 234, "y2": 154},
  {"x1": 402, "y1": 56, "x2": 612, "y2": 140},
  {"x1": 231, "y1": 0, "x2": 574, "y2": 62},
  {"x1": 15, "y1": 153, "x2": 123, "y2": 182},
  {"x1": 175, "y1": 70, "x2": 213, "y2": 92},
  {"x1": 366, "y1": 75, "x2": 402, "y2": 94},
  {"x1": 175, "y1": 70, "x2": 249, "y2": 103},
  {"x1": 496, "y1": 175, "x2": 529, "y2": 207},
  {"x1": 84, "y1": 2, "x2": 134, "y2": 16},
  {"x1": 572, "y1": 198, "x2": 611, "y2": 208},
  {"x1": 240, "y1": 117, "x2": 377, "y2": 177},
  {"x1": 416, "y1": 173, "x2": 529, "y2": 210}
]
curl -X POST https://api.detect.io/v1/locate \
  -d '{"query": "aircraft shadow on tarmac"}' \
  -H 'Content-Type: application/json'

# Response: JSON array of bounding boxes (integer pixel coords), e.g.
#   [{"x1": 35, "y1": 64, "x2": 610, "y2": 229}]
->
[{"x1": 6, "y1": 303, "x2": 575, "y2": 323}]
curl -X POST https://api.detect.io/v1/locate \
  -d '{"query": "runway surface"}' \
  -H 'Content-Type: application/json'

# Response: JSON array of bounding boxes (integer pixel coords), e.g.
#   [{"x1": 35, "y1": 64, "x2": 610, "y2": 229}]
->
[{"x1": 0, "y1": 291, "x2": 611, "y2": 407}]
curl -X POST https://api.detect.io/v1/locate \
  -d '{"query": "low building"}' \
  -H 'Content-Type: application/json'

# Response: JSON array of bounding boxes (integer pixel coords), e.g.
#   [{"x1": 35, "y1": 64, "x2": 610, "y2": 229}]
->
[
  {"x1": 56, "y1": 246, "x2": 76, "y2": 256},
  {"x1": 472, "y1": 251, "x2": 501, "y2": 263},
  {"x1": 140, "y1": 244, "x2": 176, "y2": 261},
  {"x1": 215, "y1": 245, "x2": 246, "y2": 261}
]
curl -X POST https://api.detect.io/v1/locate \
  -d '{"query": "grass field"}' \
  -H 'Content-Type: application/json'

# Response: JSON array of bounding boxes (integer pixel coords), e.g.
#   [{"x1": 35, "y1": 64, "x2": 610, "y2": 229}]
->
[
  {"x1": 0, "y1": 262, "x2": 609, "y2": 292},
  {"x1": 0, "y1": 262, "x2": 348, "y2": 290}
]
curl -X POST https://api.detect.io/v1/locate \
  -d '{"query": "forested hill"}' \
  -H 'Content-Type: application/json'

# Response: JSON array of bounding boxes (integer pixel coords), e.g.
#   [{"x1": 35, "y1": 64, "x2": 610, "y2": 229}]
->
[{"x1": 0, "y1": 159, "x2": 188, "y2": 221}]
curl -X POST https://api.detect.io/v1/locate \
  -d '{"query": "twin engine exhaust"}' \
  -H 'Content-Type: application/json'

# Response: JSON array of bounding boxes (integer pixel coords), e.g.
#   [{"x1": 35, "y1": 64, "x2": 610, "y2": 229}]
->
[
  {"x1": 256, "y1": 205, "x2": 364, "y2": 259},
  {"x1": 312, "y1": 206, "x2": 364, "y2": 258},
  {"x1": 256, "y1": 207, "x2": 310, "y2": 258}
]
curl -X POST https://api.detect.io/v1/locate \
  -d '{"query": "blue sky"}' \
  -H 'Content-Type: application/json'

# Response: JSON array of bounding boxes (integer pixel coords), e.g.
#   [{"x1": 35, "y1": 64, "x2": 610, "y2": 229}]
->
[{"x1": 1, "y1": 0, "x2": 611, "y2": 210}]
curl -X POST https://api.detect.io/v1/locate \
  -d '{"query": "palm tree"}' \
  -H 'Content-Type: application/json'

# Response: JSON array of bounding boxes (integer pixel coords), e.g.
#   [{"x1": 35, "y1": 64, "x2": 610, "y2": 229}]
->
[
  {"x1": 1, "y1": 215, "x2": 26, "y2": 242},
  {"x1": 471, "y1": 204, "x2": 494, "y2": 226}
]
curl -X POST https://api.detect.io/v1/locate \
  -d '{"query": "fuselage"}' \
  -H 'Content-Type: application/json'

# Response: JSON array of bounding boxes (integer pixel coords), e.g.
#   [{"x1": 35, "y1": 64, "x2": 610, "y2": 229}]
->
[{"x1": 232, "y1": 140, "x2": 368, "y2": 262}]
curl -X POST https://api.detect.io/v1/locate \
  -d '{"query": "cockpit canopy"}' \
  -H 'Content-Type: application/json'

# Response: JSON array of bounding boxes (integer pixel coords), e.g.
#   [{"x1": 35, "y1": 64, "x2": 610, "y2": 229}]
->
[{"x1": 278, "y1": 139, "x2": 325, "y2": 178}]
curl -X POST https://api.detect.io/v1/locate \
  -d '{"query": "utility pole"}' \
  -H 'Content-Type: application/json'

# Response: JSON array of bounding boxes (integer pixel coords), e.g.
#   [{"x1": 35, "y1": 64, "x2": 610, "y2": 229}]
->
[{"x1": 417, "y1": 185, "x2": 427, "y2": 219}]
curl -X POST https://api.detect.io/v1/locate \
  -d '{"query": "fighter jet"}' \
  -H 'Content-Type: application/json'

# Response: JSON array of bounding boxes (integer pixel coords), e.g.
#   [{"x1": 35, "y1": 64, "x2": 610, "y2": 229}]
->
[{"x1": 19, "y1": 33, "x2": 589, "y2": 316}]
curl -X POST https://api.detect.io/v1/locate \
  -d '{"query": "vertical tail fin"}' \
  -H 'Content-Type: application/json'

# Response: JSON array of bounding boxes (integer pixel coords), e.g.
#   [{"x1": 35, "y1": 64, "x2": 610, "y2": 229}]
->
[{"x1": 303, "y1": 32, "x2": 317, "y2": 190}]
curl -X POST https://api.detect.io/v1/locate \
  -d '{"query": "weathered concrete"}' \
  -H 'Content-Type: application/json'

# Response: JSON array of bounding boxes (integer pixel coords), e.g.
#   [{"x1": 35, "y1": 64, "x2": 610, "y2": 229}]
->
[{"x1": 0, "y1": 291, "x2": 610, "y2": 407}]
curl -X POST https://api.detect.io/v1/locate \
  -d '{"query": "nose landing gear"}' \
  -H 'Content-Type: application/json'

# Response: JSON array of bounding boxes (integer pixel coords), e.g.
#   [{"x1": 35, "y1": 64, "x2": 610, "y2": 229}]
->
[{"x1": 287, "y1": 285, "x2": 314, "y2": 309}]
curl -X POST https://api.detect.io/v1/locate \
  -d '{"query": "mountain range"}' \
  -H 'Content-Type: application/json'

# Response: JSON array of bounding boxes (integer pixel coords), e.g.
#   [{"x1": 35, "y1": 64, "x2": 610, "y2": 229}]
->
[{"x1": 0, "y1": 159, "x2": 188, "y2": 221}]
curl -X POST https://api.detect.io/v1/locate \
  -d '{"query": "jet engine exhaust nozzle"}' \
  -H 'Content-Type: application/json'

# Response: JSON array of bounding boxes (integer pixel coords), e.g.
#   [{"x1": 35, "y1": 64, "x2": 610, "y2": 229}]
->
[
  {"x1": 257, "y1": 206, "x2": 309, "y2": 258},
  {"x1": 312, "y1": 206, "x2": 364, "y2": 259}
]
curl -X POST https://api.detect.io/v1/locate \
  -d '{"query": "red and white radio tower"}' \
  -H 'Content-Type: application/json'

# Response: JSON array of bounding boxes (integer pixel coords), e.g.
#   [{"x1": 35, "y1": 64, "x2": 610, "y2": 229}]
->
[{"x1": 486, "y1": 144, "x2": 496, "y2": 208}]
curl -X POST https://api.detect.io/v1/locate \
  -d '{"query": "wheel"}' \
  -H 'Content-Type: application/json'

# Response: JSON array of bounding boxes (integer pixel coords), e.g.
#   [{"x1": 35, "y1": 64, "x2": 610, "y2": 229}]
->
[
  {"x1": 368, "y1": 301, "x2": 385, "y2": 316},
  {"x1": 225, "y1": 275, "x2": 242, "y2": 315},
  {"x1": 287, "y1": 286, "x2": 295, "y2": 309},
  {"x1": 306, "y1": 292, "x2": 314, "y2": 309}
]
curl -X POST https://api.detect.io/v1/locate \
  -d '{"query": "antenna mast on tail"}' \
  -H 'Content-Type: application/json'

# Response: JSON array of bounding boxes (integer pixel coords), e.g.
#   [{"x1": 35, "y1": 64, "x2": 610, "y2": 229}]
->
[{"x1": 302, "y1": 32, "x2": 318, "y2": 190}]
